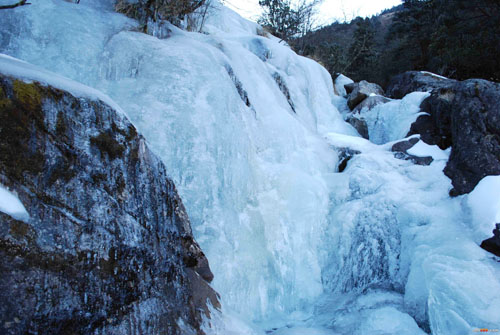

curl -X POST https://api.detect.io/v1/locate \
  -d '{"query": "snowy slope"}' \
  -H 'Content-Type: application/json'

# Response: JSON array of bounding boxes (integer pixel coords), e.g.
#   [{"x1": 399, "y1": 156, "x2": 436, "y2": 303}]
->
[{"x1": 1, "y1": 1, "x2": 499, "y2": 334}]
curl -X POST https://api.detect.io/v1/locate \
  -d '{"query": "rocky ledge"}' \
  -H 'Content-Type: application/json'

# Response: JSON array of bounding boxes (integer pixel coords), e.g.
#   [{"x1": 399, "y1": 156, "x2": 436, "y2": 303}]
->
[{"x1": 0, "y1": 66, "x2": 218, "y2": 335}]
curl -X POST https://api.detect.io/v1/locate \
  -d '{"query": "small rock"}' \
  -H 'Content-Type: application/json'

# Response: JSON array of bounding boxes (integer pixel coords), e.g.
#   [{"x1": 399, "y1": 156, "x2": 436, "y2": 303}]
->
[
  {"x1": 346, "y1": 115, "x2": 369, "y2": 139},
  {"x1": 480, "y1": 223, "x2": 500, "y2": 257},
  {"x1": 391, "y1": 137, "x2": 419, "y2": 153},
  {"x1": 337, "y1": 147, "x2": 361, "y2": 172},
  {"x1": 392, "y1": 138, "x2": 433, "y2": 166},
  {"x1": 344, "y1": 82, "x2": 356, "y2": 95}
]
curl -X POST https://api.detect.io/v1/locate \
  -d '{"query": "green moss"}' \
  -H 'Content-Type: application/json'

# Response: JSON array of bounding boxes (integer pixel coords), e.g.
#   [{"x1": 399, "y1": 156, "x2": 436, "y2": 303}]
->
[
  {"x1": 90, "y1": 132, "x2": 125, "y2": 160},
  {"x1": 13, "y1": 80, "x2": 42, "y2": 111},
  {"x1": 0, "y1": 86, "x2": 13, "y2": 109},
  {"x1": 0, "y1": 80, "x2": 45, "y2": 180}
]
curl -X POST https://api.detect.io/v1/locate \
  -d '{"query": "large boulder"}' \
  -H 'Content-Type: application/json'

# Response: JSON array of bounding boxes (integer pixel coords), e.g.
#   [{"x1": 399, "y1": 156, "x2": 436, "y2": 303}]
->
[
  {"x1": 444, "y1": 79, "x2": 500, "y2": 195},
  {"x1": 0, "y1": 67, "x2": 218, "y2": 334},
  {"x1": 408, "y1": 79, "x2": 500, "y2": 195},
  {"x1": 347, "y1": 80, "x2": 384, "y2": 110},
  {"x1": 386, "y1": 71, "x2": 456, "y2": 99}
]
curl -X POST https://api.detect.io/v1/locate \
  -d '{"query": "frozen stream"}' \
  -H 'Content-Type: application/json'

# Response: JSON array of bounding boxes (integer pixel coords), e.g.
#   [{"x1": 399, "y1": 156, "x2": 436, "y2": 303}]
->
[{"x1": 1, "y1": 1, "x2": 499, "y2": 334}]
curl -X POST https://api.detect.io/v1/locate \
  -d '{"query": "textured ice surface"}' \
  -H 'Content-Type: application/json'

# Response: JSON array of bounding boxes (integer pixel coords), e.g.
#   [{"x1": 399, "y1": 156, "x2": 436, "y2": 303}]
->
[
  {"x1": 1, "y1": 1, "x2": 499, "y2": 334},
  {"x1": 361, "y1": 91, "x2": 430, "y2": 144},
  {"x1": 0, "y1": 54, "x2": 126, "y2": 116},
  {"x1": 0, "y1": 184, "x2": 29, "y2": 222}
]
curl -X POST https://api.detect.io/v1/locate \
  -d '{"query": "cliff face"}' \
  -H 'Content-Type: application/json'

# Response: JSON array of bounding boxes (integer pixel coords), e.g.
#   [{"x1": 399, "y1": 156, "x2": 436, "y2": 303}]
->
[{"x1": 0, "y1": 70, "x2": 218, "y2": 335}]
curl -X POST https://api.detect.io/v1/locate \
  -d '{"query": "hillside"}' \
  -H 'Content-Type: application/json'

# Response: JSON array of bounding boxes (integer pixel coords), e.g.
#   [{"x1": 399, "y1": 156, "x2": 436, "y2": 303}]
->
[{"x1": 297, "y1": 1, "x2": 500, "y2": 87}]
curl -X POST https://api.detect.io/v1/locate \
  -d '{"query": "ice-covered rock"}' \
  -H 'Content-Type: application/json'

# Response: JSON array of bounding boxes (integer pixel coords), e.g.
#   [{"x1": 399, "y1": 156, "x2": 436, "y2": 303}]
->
[
  {"x1": 334, "y1": 74, "x2": 354, "y2": 97},
  {"x1": 0, "y1": 60, "x2": 218, "y2": 335}
]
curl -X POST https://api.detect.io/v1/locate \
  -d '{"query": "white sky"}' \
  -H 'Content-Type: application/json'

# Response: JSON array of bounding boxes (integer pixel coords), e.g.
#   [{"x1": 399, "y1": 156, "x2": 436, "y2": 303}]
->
[{"x1": 224, "y1": 0, "x2": 402, "y2": 26}]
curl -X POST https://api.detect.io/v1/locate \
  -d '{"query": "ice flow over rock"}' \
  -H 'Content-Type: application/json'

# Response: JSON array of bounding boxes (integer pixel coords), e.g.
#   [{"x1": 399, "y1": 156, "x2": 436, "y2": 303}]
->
[{"x1": 1, "y1": 0, "x2": 499, "y2": 334}]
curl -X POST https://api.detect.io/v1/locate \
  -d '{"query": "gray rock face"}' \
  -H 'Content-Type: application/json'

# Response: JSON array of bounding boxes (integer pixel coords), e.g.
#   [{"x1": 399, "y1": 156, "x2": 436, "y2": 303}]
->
[
  {"x1": 386, "y1": 71, "x2": 456, "y2": 99},
  {"x1": 407, "y1": 79, "x2": 500, "y2": 195},
  {"x1": 347, "y1": 81, "x2": 384, "y2": 110},
  {"x1": 443, "y1": 79, "x2": 500, "y2": 195},
  {"x1": 0, "y1": 75, "x2": 219, "y2": 335},
  {"x1": 346, "y1": 115, "x2": 369, "y2": 139},
  {"x1": 352, "y1": 95, "x2": 390, "y2": 113}
]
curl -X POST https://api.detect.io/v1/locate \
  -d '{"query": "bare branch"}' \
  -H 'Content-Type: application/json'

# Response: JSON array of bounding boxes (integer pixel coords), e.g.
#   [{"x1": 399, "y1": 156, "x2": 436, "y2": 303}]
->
[{"x1": 0, "y1": 0, "x2": 31, "y2": 10}]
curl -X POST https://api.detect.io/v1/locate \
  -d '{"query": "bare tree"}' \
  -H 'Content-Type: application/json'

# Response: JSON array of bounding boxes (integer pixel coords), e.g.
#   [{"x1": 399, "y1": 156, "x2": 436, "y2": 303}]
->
[
  {"x1": 258, "y1": 0, "x2": 322, "y2": 43},
  {"x1": 0, "y1": 0, "x2": 31, "y2": 10}
]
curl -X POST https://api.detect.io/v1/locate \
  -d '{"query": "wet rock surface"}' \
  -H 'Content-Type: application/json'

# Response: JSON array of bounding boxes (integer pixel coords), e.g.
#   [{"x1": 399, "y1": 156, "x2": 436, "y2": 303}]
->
[{"x1": 0, "y1": 74, "x2": 219, "y2": 335}]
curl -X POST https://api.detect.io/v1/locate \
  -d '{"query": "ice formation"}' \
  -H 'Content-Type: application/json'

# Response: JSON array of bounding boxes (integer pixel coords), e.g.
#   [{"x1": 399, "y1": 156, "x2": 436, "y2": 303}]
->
[
  {"x1": 0, "y1": 184, "x2": 29, "y2": 222},
  {"x1": 1, "y1": 0, "x2": 499, "y2": 334}
]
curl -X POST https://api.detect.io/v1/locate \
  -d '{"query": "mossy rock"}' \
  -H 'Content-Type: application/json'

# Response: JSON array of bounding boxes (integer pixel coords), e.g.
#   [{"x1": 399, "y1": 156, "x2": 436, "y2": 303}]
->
[
  {"x1": 0, "y1": 78, "x2": 46, "y2": 180},
  {"x1": 90, "y1": 132, "x2": 125, "y2": 160},
  {"x1": 13, "y1": 80, "x2": 42, "y2": 111}
]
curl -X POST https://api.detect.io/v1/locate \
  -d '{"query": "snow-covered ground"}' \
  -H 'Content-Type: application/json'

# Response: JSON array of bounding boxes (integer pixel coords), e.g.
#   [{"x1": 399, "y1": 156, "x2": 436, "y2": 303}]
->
[{"x1": 1, "y1": 1, "x2": 499, "y2": 334}]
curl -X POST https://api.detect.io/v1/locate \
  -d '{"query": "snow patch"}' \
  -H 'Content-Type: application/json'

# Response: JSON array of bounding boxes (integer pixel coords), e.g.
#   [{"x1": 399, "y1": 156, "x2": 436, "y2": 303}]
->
[
  {"x1": 407, "y1": 141, "x2": 449, "y2": 160},
  {"x1": 0, "y1": 184, "x2": 29, "y2": 222},
  {"x1": 467, "y1": 176, "x2": 500, "y2": 239}
]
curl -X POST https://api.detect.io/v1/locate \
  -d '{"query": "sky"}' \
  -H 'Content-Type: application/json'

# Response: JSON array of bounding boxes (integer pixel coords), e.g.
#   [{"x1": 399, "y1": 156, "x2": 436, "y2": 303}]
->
[{"x1": 224, "y1": 0, "x2": 402, "y2": 26}]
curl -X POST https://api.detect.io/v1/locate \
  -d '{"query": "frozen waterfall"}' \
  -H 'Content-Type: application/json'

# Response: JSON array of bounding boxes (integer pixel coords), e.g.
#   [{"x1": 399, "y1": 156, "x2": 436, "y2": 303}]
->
[{"x1": 1, "y1": 1, "x2": 499, "y2": 334}]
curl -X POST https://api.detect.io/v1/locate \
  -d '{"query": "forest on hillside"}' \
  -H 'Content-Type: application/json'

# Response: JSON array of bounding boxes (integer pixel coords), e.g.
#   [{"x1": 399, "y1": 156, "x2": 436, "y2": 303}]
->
[{"x1": 293, "y1": 0, "x2": 500, "y2": 87}]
